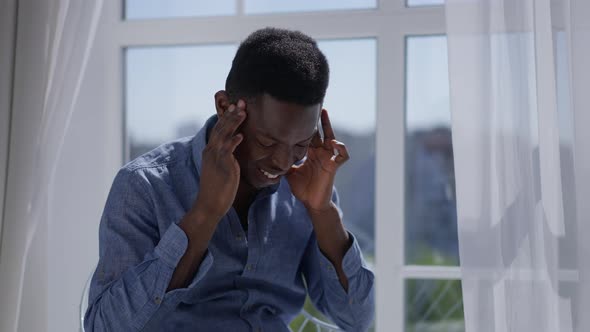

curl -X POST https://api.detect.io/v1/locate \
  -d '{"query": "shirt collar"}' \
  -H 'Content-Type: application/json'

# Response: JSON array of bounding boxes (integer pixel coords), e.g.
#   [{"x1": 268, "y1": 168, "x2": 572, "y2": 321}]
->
[{"x1": 191, "y1": 114, "x2": 281, "y2": 197}]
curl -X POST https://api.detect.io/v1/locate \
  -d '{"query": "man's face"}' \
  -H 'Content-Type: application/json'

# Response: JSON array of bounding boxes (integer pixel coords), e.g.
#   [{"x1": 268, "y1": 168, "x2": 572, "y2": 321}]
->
[{"x1": 230, "y1": 93, "x2": 321, "y2": 189}]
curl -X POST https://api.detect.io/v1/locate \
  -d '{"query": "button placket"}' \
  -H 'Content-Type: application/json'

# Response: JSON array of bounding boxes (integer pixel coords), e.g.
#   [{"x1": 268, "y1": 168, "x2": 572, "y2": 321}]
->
[
  {"x1": 227, "y1": 207, "x2": 247, "y2": 243},
  {"x1": 244, "y1": 213, "x2": 260, "y2": 275}
]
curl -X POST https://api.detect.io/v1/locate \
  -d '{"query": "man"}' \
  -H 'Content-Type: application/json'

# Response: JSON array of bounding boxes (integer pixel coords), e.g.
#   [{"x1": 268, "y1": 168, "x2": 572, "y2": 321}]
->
[{"x1": 85, "y1": 27, "x2": 374, "y2": 332}]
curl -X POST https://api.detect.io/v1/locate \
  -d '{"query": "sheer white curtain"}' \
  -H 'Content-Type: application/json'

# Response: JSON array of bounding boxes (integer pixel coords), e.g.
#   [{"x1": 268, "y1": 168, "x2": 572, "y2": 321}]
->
[
  {"x1": 0, "y1": 0, "x2": 103, "y2": 331},
  {"x1": 446, "y1": 0, "x2": 590, "y2": 331},
  {"x1": 0, "y1": 0, "x2": 18, "y2": 240}
]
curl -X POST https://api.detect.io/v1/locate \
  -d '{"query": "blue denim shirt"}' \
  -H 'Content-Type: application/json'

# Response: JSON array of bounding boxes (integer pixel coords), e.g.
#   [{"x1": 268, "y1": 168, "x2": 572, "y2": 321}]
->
[{"x1": 84, "y1": 115, "x2": 375, "y2": 332}]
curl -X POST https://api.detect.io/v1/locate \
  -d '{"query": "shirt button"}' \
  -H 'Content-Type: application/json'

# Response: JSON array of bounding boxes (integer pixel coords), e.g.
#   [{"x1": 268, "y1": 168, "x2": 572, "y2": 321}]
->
[{"x1": 154, "y1": 296, "x2": 162, "y2": 305}]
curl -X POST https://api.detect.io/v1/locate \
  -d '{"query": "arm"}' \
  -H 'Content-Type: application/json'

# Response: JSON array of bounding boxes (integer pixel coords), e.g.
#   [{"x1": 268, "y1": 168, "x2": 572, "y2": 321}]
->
[
  {"x1": 306, "y1": 199, "x2": 352, "y2": 291},
  {"x1": 301, "y1": 190, "x2": 375, "y2": 332},
  {"x1": 85, "y1": 101, "x2": 247, "y2": 331},
  {"x1": 287, "y1": 109, "x2": 374, "y2": 331},
  {"x1": 84, "y1": 168, "x2": 215, "y2": 332},
  {"x1": 169, "y1": 100, "x2": 246, "y2": 291}
]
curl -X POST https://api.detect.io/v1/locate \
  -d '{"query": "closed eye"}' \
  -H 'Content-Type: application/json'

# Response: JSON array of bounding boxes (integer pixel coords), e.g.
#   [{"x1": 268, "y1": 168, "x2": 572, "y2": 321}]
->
[
  {"x1": 256, "y1": 133, "x2": 313, "y2": 148},
  {"x1": 296, "y1": 138, "x2": 313, "y2": 148},
  {"x1": 256, "y1": 138, "x2": 275, "y2": 148}
]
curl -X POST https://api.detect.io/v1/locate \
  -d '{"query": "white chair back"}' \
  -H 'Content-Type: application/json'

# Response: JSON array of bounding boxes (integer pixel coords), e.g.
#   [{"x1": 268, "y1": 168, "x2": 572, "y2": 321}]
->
[{"x1": 79, "y1": 272, "x2": 92, "y2": 332}]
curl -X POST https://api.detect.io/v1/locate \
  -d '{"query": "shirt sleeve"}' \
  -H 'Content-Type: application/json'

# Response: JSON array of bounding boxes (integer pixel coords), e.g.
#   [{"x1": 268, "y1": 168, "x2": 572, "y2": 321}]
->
[
  {"x1": 84, "y1": 167, "x2": 213, "y2": 332},
  {"x1": 300, "y1": 189, "x2": 375, "y2": 332}
]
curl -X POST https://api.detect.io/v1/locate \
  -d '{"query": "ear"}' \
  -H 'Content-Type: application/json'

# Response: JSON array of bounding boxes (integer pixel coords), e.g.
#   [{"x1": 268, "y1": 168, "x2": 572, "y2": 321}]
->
[{"x1": 214, "y1": 90, "x2": 230, "y2": 117}]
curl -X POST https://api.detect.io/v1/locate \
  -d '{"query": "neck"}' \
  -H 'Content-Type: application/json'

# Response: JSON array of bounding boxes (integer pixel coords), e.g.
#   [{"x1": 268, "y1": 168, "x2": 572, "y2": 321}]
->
[{"x1": 233, "y1": 178, "x2": 259, "y2": 210}]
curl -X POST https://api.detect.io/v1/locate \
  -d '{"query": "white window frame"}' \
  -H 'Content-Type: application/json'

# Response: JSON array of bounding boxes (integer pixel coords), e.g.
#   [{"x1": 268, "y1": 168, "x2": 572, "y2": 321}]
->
[{"x1": 102, "y1": 1, "x2": 452, "y2": 331}]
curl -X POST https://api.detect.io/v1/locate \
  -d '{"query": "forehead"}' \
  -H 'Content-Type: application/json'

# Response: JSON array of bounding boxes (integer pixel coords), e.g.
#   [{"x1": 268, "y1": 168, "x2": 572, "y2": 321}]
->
[{"x1": 246, "y1": 94, "x2": 320, "y2": 142}]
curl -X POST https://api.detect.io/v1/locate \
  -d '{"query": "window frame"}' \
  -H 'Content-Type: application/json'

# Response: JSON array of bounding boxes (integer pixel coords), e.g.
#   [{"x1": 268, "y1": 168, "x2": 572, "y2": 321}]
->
[{"x1": 103, "y1": 1, "x2": 450, "y2": 330}]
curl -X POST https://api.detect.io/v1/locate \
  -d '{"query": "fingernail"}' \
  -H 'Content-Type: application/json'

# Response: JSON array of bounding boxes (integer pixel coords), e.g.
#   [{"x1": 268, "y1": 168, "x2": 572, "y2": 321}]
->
[
  {"x1": 237, "y1": 100, "x2": 245, "y2": 109},
  {"x1": 228, "y1": 105, "x2": 236, "y2": 113}
]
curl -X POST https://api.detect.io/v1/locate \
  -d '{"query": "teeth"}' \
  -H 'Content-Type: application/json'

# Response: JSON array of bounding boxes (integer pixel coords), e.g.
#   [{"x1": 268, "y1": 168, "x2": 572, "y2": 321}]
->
[{"x1": 260, "y1": 169, "x2": 279, "y2": 179}]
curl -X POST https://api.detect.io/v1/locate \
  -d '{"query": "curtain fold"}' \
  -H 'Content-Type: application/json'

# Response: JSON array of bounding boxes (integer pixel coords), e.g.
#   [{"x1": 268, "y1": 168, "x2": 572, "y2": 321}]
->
[
  {"x1": 446, "y1": 0, "x2": 589, "y2": 331},
  {"x1": 0, "y1": 0, "x2": 18, "y2": 246},
  {"x1": 0, "y1": 1, "x2": 103, "y2": 331}
]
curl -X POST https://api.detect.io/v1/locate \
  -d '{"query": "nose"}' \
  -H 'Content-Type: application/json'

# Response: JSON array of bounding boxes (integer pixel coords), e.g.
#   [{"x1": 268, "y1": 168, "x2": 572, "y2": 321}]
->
[{"x1": 270, "y1": 147, "x2": 295, "y2": 173}]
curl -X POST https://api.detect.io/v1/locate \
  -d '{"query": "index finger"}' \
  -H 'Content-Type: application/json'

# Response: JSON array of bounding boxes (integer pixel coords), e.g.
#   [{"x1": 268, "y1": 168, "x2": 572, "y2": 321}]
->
[
  {"x1": 211, "y1": 103, "x2": 246, "y2": 143},
  {"x1": 321, "y1": 109, "x2": 336, "y2": 141}
]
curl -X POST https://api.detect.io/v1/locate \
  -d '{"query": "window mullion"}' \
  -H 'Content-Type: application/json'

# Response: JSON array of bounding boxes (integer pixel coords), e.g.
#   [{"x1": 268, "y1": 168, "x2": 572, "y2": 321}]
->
[
  {"x1": 236, "y1": 0, "x2": 244, "y2": 16},
  {"x1": 375, "y1": 24, "x2": 405, "y2": 332}
]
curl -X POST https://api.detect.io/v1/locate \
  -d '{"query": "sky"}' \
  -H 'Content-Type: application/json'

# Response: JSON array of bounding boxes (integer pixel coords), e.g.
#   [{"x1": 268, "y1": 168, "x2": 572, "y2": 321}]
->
[{"x1": 125, "y1": 1, "x2": 450, "y2": 143}]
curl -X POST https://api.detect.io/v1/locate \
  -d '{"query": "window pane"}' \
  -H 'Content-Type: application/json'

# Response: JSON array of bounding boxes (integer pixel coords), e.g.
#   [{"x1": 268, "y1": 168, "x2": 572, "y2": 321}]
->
[
  {"x1": 125, "y1": 0, "x2": 236, "y2": 19},
  {"x1": 404, "y1": 35, "x2": 458, "y2": 266},
  {"x1": 407, "y1": 0, "x2": 444, "y2": 7},
  {"x1": 318, "y1": 39, "x2": 376, "y2": 261},
  {"x1": 126, "y1": 44, "x2": 237, "y2": 158},
  {"x1": 406, "y1": 279, "x2": 464, "y2": 332},
  {"x1": 245, "y1": 0, "x2": 376, "y2": 15}
]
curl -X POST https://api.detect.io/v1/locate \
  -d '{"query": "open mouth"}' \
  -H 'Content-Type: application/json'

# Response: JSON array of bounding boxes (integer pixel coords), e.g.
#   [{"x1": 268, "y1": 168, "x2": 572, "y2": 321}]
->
[{"x1": 259, "y1": 168, "x2": 280, "y2": 180}]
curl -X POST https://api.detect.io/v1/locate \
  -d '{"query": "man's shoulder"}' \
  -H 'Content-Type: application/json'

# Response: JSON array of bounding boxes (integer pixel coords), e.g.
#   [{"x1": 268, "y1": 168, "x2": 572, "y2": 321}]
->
[
  {"x1": 110, "y1": 136, "x2": 198, "y2": 193},
  {"x1": 124, "y1": 136, "x2": 195, "y2": 173}
]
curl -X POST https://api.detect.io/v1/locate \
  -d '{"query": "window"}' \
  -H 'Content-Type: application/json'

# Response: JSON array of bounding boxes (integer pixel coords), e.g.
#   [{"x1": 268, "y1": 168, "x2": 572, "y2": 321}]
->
[
  {"x1": 106, "y1": 1, "x2": 458, "y2": 330},
  {"x1": 125, "y1": 44, "x2": 237, "y2": 157},
  {"x1": 406, "y1": 279, "x2": 463, "y2": 331},
  {"x1": 405, "y1": 35, "x2": 457, "y2": 267},
  {"x1": 125, "y1": 0, "x2": 236, "y2": 19},
  {"x1": 407, "y1": 0, "x2": 444, "y2": 7},
  {"x1": 244, "y1": 0, "x2": 377, "y2": 14},
  {"x1": 404, "y1": 34, "x2": 463, "y2": 330}
]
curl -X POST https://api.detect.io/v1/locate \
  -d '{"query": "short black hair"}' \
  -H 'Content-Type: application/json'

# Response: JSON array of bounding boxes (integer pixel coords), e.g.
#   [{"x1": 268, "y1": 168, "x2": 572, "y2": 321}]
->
[{"x1": 225, "y1": 27, "x2": 329, "y2": 106}]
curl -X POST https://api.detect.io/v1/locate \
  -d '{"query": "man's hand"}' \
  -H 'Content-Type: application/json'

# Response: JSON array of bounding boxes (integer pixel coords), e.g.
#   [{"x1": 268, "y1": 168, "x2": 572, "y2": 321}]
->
[
  {"x1": 286, "y1": 109, "x2": 352, "y2": 291},
  {"x1": 170, "y1": 100, "x2": 246, "y2": 291},
  {"x1": 192, "y1": 100, "x2": 246, "y2": 221},
  {"x1": 286, "y1": 109, "x2": 350, "y2": 212}
]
